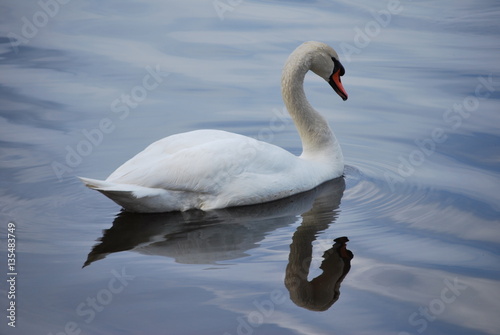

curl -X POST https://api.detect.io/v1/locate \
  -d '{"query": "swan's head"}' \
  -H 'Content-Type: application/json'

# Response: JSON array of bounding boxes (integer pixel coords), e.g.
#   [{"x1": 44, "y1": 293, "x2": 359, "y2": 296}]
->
[{"x1": 306, "y1": 41, "x2": 348, "y2": 101}]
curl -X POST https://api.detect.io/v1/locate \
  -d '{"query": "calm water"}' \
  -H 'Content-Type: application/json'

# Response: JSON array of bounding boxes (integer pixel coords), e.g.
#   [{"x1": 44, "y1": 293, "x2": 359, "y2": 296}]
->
[{"x1": 1, "y1": 1, "x2": 499, "y2": 334}]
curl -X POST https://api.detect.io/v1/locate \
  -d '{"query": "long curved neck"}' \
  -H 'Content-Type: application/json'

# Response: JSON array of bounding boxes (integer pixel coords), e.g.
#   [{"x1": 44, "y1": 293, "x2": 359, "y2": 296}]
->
[{"x1": 281, "y1": 52, "x2": 341, "y2": 159}]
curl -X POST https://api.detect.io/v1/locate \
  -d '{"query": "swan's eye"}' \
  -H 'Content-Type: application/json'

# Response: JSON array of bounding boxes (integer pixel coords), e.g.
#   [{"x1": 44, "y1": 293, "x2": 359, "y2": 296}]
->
[{"x1": 331, "y1": 57, "x2": 345, "y2": 77}]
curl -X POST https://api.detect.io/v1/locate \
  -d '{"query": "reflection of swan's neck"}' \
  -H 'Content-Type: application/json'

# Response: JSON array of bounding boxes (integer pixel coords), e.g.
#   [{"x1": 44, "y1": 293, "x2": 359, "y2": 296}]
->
[
  {"x1": 281, "y1": 51, "x2": 341, "y2": 159},
  {"x1": 285, "y1": 233, "x2": 351, "y2": 312}
]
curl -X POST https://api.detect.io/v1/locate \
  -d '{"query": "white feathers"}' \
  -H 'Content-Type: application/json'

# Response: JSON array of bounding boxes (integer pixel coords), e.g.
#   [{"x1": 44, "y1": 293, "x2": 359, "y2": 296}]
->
[{"x1": 80, "y1": 42, "x2": 346, "y2": 213}]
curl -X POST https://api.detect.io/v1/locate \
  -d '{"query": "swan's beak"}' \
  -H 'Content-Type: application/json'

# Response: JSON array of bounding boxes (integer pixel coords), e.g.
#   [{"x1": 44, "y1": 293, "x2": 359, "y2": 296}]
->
[{"x1": 329, "y1": 71, "x2": 348, "y2": 101}]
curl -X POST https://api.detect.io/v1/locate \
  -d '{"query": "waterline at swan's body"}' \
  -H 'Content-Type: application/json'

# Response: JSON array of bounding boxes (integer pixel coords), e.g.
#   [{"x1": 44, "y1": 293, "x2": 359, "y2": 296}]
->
[{"x1": 80, "y1": 41, "x2": 348, "y2": 213}]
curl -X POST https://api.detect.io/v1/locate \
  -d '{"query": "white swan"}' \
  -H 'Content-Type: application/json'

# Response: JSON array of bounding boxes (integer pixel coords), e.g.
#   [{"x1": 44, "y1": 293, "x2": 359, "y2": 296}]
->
[{"x1": 79, "y1": 41, "x2": 348, "y2": 213}]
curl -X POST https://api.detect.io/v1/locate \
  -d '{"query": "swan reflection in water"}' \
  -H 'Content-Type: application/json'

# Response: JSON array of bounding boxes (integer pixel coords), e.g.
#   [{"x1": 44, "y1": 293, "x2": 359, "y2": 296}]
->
[{"x1": 84, "y1": 177, "x2": 352, "y2": 311}]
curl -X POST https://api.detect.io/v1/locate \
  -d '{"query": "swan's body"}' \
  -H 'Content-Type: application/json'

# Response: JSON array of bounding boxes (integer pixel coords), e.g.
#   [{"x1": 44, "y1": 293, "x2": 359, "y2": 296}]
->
[{"x1": 80, "y1": 41, "x2": 348, "y2": 213}]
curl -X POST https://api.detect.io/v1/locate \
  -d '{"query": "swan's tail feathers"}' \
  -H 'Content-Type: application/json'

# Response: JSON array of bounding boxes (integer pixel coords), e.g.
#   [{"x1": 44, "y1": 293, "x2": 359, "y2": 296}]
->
[
  {"x1": 78, "y1": 177, "x2": 164, "y2": 197},
  {"x1": 78, "y1": 177, "x2": 167, "y2": 213},
  {"x1": 78, "y1": 177, "x2": 115, "y2": 190}
]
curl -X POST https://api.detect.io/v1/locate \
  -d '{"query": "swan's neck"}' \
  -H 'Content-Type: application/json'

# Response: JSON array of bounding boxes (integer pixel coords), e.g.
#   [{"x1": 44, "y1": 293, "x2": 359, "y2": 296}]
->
[{"x1": 281, "y1": 53, "x2": 342, "y2": 160}]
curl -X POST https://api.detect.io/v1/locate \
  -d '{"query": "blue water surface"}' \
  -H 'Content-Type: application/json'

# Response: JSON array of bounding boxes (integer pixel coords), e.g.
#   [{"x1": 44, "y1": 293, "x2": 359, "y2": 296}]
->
[{"x1": 1, "y1": 1, "x2": 499, "y2": 334}]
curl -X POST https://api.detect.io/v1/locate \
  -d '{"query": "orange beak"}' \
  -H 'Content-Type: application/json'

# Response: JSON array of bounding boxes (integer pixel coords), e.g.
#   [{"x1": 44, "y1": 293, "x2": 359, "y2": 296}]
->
[{"x1": 329, "y1": 70, "x2": 348, "y2": 101}]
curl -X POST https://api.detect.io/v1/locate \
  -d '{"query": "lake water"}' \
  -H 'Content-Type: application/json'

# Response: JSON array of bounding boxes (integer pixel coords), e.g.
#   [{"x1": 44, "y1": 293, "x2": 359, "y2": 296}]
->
[{"x1": 1, "y1": 1, "x2": 499, "y2": 334}]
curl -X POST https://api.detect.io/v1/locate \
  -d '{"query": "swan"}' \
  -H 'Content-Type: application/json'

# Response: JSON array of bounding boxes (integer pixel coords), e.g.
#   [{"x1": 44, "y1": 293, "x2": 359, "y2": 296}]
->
[{"x1": 79, "y1": 41, "x2": 348, "y2": 213}]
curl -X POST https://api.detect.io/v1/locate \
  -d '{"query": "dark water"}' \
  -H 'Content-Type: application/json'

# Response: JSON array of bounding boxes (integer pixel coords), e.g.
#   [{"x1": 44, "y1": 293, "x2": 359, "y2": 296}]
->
[{"x1": 1, "y1": 1, "x2": 500, "y2": 334}]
